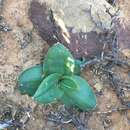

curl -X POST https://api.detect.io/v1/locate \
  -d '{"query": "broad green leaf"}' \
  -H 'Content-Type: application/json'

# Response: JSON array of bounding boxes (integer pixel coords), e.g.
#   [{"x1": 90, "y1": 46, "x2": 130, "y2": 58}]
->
[
  {"x1": 33, "y1": 73, "x2": 64, "y2": 104},
  {"x1": 18, "y1": 64, "x2": 43, "y2": 96},
  {"x1": 43, "y1": 43, "x2": 75, "y2": 76},
  {"x1": 59, "y1": 94, "x2": 74, "y2": 107},
  {"x1": 60, "y1": 75, "x2": 96, "y2": 111},
  {"x1": 34, "y1": 86, "x2": 63, "y2": 104}
]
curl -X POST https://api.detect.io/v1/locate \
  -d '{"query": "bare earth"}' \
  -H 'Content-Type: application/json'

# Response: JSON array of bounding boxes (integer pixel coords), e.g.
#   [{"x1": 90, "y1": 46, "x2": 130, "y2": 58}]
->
[{"x1": 0, "y1": 0, "x2": 130, "y2": 130}]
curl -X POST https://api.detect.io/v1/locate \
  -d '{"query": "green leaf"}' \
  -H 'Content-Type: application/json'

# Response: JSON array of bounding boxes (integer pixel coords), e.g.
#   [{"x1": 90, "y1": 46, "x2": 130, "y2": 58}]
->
[
  {"x1": 34, "y1": 86, "x2": 63, "y2": 104},
  {"x1": 59, "y1": 94, "x2": 74, "y2": 107},
  {"x1": 43, "y1": 43, "x2": 75, "y2": 76},
  {"x1": 61, "y1": 76, "x2": 79, "y2": 91},
  {"x1": 33, "y1": 73, "x2": 64, "y2": 104},
  {"x1": 60, "y1": 75, "x2": 96, "y2": 111},
  {"x1": 59, "y1": 76, "x2": 79, "y2": 106},
  {"x1": 18, "y1": 64, "x2": 43, "y2": 96}
]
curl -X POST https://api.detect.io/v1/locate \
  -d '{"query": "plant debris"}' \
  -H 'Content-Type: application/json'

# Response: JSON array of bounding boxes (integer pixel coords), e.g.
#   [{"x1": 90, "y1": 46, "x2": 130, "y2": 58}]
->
[
  {"x1": 0, "y1": 16, "x2": 12, "y2": 32},
  {"x1": 0, "y1": 99, "x2": 32, "y2": 130},
  {"x1": 46, "y1": 106, "x2": 91, "y2": 130}
]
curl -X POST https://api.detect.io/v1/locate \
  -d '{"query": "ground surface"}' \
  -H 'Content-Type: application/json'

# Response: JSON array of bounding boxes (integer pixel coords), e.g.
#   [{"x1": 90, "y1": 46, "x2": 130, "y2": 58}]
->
[{"x1": 0, "y1": 0, "x2": 130, "y2": 130}]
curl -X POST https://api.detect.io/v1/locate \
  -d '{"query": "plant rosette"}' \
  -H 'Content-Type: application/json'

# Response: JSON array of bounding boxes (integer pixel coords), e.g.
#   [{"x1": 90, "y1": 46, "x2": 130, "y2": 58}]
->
[{"x1": 18, "y1": 43, "x2": 97, "y2": 111}]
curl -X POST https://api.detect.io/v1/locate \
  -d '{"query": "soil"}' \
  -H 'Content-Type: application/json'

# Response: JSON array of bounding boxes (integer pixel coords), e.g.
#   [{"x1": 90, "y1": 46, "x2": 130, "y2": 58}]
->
[{"x1": 0, "y1": 0, "x2": 130, "y2": 130}]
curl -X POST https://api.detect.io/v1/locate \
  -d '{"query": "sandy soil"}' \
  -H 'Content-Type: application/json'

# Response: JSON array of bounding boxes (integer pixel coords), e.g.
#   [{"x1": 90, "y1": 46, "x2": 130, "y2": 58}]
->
[{"x1": 0, "y1": 0, "x2": 130, "y2": 130}]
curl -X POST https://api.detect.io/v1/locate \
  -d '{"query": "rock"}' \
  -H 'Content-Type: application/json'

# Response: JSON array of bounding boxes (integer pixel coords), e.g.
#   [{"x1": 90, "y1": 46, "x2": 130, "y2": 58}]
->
[{"x1": 29, "y1": 0, "x2": 116, "y2": 58}]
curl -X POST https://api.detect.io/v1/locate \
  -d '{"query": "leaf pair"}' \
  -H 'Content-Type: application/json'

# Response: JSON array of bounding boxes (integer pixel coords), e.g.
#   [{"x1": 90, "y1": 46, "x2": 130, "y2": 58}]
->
[{"x1": 33, "y1": 73, "x2": 96, "y2": 111}]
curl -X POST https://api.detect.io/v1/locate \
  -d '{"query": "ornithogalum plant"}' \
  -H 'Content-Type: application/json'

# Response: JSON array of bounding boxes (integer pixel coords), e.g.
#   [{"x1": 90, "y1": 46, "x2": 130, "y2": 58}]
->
[{"x1": 18, "y1": 43, "x2": 96, "y2": 111}]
